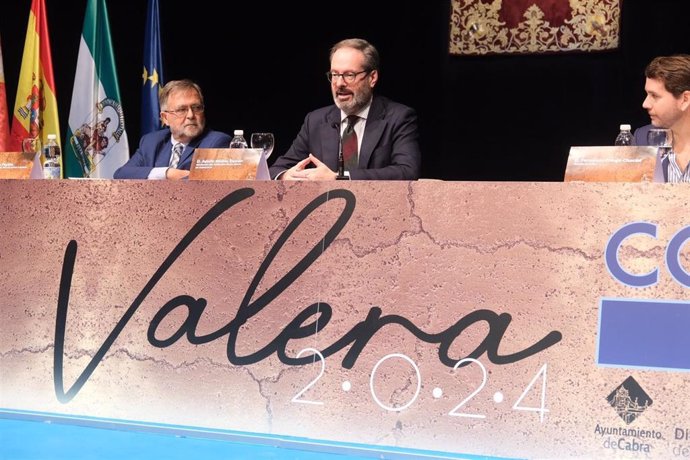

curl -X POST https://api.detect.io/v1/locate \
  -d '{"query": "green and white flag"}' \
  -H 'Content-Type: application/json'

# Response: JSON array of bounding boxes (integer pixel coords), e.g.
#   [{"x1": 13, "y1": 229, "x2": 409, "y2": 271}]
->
[{"x1": 64, "y1": 0, "x2": 128, "y2": 179}]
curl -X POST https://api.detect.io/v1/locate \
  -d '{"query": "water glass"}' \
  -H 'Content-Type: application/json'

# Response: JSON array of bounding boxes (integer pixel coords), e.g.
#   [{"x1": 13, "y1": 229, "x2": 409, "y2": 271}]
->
[
  {"x1": 647, "y1": 128, "x2": 672, "y2": 157},
  {"x1": 22, "y1": 137, "x2": 42, "y2": 155},
  {"x1": 250, "y1": 132, "x2": 275, "y2": 159}
]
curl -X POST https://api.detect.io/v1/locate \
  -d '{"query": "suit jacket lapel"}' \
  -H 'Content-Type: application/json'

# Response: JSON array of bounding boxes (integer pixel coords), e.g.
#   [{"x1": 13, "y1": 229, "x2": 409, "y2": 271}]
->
[
  {"x1": 155, "y1": 135, "x2": 173, "y2": 167},
  {"x1": 323, "y1": 110, "x2": 342, "y2": 169},
  {"x1": 180, "y1": 133, "x2": 205, "y2": 166},
  {"x1": 359, "y1": 97, "x2": 385, "y2": 168}
]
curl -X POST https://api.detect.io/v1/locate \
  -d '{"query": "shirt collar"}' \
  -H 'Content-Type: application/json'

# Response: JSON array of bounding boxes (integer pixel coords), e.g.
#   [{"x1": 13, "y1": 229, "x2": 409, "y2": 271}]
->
[
  {"x1": 340, "y1": 101, "x2": 372, "y2": 124},
  {"x1": 170, "y1": 136, "x2": 186, "y2": 148}
]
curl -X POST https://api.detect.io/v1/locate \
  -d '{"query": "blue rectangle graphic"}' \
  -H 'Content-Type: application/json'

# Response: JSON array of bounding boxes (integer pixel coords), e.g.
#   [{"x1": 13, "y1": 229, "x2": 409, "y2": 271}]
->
[{"x1": 598, "y1": 298, "x2": 690, "y2": 371}]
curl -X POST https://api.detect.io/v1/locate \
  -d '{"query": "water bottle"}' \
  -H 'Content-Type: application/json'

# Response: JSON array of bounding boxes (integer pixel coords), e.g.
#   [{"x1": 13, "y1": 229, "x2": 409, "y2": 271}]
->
[
  {"x1": 229, "y1": 129, "x2": 248, "y2": 148},
  {"x1": 42, "y1": 134, "x2": 61, "y2": 179},
  {"x1": 614, "y1": 124, "x2": 634, "y2": 146}
]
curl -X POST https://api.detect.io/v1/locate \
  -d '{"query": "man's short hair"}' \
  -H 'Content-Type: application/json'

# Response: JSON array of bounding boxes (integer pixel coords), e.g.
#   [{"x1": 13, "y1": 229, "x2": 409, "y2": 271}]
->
[
  {"x1": 330, "y1": 38, "x2": 380, "y2": 72},
  {"x1": 645, "y1": 55, "x2": 690, "y2": 97}
]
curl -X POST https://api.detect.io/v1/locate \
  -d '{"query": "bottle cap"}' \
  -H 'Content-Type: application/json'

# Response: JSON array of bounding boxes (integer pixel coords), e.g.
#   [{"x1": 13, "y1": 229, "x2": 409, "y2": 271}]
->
[
  {"x1": 47, "y1": 134, "x2": 57, "y2": 140},
  {"x1": 620, "y1": 124, "x2": 631, "y2": 131},
  {"x1": 234, "y1": 130, "x2": 244, "y2": 135}
]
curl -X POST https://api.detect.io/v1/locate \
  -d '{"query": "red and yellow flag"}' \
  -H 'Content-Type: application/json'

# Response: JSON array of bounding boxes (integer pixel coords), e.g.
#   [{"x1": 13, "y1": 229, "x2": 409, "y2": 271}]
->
[
  {"x1": 0, "y1": 36, "x2": 10, "y2": 151},
  {"x1": 9, "y1": 0, "x2": 60, "y2": 152}
]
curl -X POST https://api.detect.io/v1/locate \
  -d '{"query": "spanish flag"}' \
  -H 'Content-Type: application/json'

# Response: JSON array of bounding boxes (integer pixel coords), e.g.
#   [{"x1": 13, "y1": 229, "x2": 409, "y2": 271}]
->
[
  {"x1": 9, "y1": 0, "x2": 60, "y2": 153},
  {"x1": 0, "y1": 36, "x2": 10, "y2": 152}
]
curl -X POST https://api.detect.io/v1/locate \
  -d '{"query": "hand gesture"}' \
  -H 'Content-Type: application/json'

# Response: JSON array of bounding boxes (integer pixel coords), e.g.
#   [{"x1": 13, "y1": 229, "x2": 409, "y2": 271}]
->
[{"x1": 281, "y1": 154, "x2": 337, "y2": 180}]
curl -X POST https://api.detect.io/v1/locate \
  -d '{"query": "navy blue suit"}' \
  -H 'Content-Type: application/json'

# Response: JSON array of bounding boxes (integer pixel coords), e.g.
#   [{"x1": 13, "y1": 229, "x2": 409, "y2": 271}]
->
[
  {"x1": 633, "y1": 124, "x2": 669, "y2": 183},
  {"x1": 269, "y1": 96, "x2": 421, "y2": 180},
  {"x1": 114, "y1": 128, "x2": 231, "y2": 179}
]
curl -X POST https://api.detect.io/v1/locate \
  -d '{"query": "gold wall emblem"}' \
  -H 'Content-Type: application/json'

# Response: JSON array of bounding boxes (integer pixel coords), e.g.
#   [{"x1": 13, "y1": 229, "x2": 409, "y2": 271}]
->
[{"x1": 450, "y1": 0, "x2": 621, "y2": 55}]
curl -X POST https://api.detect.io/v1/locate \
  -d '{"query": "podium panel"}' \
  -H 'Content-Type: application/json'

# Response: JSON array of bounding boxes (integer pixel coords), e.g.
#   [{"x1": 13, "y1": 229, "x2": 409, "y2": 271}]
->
[{"x1": 0, "y1": 180, "x2": 688, "y2": 459}]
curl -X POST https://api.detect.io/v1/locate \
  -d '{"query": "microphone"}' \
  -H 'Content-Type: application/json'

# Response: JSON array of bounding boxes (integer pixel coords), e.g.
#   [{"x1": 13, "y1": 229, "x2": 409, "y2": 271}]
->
[{"x1": 332, "y1": 121, "x2": 347, "y2": 179}]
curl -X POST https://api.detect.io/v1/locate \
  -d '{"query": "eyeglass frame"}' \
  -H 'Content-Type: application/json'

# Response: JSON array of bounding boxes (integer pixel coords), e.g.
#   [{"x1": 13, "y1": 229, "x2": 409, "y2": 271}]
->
[
  {"x1": 325, "y1": 70, "x2": 371, "y2": 84},
  {"x1": 163, "y1": 104, "x2": 205, "y2": 117}
]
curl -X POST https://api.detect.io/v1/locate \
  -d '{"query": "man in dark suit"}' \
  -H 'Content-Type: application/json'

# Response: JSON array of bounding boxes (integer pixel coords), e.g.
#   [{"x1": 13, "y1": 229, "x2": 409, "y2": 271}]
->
[
  {"x1": 270, "y1": 38, "x2": 421, "y2": 180},
  {"x1": 114, "y1": 79, "x2": 231, "y2": 180}
]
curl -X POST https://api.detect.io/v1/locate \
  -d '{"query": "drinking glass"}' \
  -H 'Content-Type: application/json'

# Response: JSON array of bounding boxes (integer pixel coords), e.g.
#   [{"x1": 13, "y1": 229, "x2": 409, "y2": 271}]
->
[
  {"x1": 22, "y1": 137, "x2": 42, "y2": 155},
  {"x1": 647, "y1": 128, "x2": 672, "y2": 157},
  {"x1": 250, "y1": 132, "x2": 275, "y2": 159}
]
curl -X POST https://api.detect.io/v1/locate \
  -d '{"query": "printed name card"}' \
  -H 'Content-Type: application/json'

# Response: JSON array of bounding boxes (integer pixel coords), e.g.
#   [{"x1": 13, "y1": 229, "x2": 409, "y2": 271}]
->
[
  {"x1": 0, "y1": 152, "x2": 43, "y2": 179},
  {"x1": 564, "y1": 146, "x2": 658, "y2": 182},
  {"x1": 189, "y1": 148, "x2": 269, "y2": 180}
]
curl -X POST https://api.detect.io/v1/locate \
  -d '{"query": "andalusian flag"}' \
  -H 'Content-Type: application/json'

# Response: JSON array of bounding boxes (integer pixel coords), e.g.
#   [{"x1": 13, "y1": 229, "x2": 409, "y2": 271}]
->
[
  {"x1": 64, "y1": 0, "x2": 129, "y2": 179},
  {"x1": 0, "y1": 36, "x2": 10, "y2": 152},
  {"x1": 9, "y1": 0, "x2": 60, "y2": 153},
  {"x1": 141, "y1": 0, "x2": 164, "y2": 135}
]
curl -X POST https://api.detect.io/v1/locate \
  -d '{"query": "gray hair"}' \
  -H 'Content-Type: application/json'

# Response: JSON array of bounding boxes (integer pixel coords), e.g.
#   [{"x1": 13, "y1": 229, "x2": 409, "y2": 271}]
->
[{"x1": 159, "y1": 79, "x2": 204, "y2": 110}]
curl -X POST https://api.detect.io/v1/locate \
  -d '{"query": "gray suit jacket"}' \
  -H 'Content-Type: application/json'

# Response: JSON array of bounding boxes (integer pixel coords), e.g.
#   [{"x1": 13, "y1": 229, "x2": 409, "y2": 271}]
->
[
  {"x1": 633, "y1": 124, "x2": 668, "y2": 183},
  {"x1": 270, "y1": 96, "x2": 421, "y2": 180}
]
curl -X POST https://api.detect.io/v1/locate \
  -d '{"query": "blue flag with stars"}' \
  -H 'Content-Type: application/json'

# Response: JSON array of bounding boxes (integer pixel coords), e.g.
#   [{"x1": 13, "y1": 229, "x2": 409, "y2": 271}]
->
[{"x1": 141, "y1": 0, "x2": 163, "y2": 135}]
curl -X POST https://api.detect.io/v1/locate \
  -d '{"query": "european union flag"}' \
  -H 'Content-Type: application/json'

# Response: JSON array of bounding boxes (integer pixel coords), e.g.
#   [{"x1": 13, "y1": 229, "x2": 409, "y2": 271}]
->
[{"x1": 141, "y1": 0, "x2": 163, "y2": 135}]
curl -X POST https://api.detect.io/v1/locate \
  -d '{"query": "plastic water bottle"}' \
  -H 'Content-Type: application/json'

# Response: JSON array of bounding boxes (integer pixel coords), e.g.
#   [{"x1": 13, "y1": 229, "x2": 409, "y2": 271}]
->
[
  {"x1": 614, "y1": 124, "x2": 634, "y2": 146},
  {"x1": 42, "y1": 134, "x2": 61, "y2": 179},
  {"x1": 229, "y1": 130, "x2": 248, "y2": 148}
]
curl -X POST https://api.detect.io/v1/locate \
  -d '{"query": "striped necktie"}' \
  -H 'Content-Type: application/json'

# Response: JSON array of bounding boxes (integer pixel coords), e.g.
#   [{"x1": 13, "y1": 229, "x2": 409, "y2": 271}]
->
[
  {"x1": 342, "y1": 115, "x2": 359, "y2": 171},
  {"x1": 170, "y1": 143, "x2": 183, "y2": 168}
]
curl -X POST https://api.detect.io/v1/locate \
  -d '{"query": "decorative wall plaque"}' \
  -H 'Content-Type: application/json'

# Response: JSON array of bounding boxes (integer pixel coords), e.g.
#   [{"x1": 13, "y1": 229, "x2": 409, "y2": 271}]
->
[{"x1": 450, "y1": 0, "x2": 621, "y2": 55}]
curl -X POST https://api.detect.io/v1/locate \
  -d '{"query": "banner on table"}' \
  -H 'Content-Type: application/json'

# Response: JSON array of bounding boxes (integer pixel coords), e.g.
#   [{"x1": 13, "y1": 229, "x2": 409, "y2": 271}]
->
[{"x1": 0, "y1": 181, "x2": 687, "y2": 459}]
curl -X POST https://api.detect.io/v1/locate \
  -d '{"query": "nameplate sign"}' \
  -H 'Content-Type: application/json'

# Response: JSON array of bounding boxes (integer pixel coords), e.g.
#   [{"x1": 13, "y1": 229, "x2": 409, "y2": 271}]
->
[
  {"x1": 0, "y1": 152, "x2": 43, "y2": 179},
  {"x1": 0, "y1": 181, "x2": 688, "y2": 459},
  {"x1": 189, "y1": 148, "x2": 270, "y2": 180},
  {"x1": 564, "y1": 146, "x2": 658, "y2": 182}
]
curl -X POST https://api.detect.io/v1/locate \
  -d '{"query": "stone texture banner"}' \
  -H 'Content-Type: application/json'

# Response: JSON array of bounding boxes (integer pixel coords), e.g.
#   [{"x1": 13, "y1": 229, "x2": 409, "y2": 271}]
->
[{"x1": 0, "y1": 180, "x2": 688, "y2": 459}]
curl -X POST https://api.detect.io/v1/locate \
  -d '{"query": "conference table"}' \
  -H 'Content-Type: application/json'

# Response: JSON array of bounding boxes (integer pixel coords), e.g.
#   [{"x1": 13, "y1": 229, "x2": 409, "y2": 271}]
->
[{"x1": 1, "y1": 179, "x2": 688, "y2": 459}]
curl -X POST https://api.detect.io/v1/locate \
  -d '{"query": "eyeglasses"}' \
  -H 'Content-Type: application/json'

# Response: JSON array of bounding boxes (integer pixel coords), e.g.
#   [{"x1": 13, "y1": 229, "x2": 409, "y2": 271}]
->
[
  {"x1": 325, "y1": 70, "x2": 370, "y2": 84},
  {"x1": 164, "y1": 104, "x2": 205, "y2": 117}
]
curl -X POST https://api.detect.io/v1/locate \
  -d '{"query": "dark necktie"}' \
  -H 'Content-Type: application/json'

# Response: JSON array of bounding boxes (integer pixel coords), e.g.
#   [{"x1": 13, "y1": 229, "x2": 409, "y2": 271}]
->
[
  {"x1": 342, "y1": 115, "x2": 359, "y2": 171},
  {"x1": 170, "y1": 143, "x2": 183, "y2": 168}
]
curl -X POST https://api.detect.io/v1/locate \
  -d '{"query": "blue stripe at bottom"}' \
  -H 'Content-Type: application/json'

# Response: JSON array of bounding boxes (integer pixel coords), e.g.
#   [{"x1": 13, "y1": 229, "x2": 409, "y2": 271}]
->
[{"x1": 0, "y1": 409, "x2": 519, "y2": 460}]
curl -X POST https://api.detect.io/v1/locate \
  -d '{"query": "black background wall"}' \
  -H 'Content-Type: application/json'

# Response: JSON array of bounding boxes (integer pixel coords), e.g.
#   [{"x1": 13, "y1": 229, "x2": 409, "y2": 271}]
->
[{"x1": 2, "y1": 1, "x2": 690, "y2": 180}]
